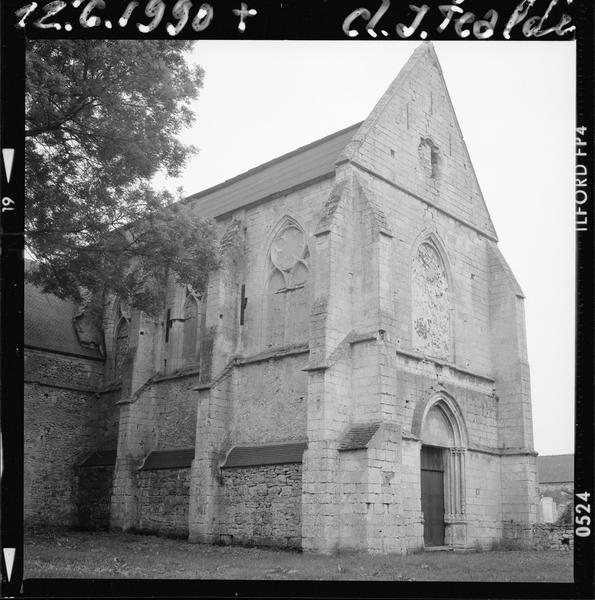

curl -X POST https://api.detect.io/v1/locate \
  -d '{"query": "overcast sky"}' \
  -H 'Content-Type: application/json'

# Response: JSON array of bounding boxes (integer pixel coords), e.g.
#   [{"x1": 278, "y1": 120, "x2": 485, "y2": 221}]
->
[{"x1": 158, "y1": 40, "x2": 576, "y2": 457}]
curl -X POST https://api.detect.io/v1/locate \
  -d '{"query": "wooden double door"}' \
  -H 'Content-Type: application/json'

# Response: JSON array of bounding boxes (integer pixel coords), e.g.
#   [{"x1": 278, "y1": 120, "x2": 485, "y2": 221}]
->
[{"x1": 421, "y1": 445, "x2": 445, "y2": 547}]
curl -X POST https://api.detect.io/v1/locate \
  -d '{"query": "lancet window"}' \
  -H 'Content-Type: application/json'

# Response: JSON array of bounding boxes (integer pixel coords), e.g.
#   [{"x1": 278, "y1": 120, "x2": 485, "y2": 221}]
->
[
  {"x1": 114, "y1": 317, "x2": 129, "y2": 380},
  {"x1": 182, "y1": 292, "x2": 201, "y2": 366}
]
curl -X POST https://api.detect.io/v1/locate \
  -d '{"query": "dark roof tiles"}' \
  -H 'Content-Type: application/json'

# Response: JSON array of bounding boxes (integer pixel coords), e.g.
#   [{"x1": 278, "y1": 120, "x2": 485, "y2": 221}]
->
[
  {"x1": 183, "y1": 123, "x2": 362, "y2": 219},
  {"x1": 537, "y1": 454, "x2": 573, "y2": 484},
  {"x1": 139, "y1": 448, "x2": 195, "y2": 471},
  {"x1": 222, "y1": 442, "x2": 307, "y2": 468},
  {"x1": 338, "y1": 423, "x2": 381, "y2": 451},
  {"x1": 25, "y1": 281, "x2": 103, "y2": 359}
]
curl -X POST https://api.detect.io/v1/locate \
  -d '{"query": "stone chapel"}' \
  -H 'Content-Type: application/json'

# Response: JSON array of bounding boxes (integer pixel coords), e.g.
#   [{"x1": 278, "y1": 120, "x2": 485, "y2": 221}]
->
[{"x1": 24, "y1": 42, "x2": 539, "y2": 553}]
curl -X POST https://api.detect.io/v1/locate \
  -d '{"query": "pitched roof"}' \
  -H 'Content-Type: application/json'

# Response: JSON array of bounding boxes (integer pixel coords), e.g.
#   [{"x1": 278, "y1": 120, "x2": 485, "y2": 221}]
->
[
  {"x1": 25, "y1": 280, "x2": 103, "y2": 359},
  {"x1": 537, "y1": 454, "x2": 574, "y2": 483},
  {"x1": 139, "y1": 448, "x2": 195, "y2": 471},
  {"x1": 183, "y1": 123, "x2": 362, "y2": 219},
  {"x1": 338, "y1": 423, "x2": 380, "y2": 451},
  {"x1": 222, "y1": 442, "x2": 307, "y2": 468}
]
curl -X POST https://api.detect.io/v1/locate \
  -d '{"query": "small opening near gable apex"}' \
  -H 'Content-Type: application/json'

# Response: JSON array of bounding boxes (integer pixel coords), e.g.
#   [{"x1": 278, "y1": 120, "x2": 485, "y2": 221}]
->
[{"x1": 418, "y1": 137, "x2": 441, "y2": 179}]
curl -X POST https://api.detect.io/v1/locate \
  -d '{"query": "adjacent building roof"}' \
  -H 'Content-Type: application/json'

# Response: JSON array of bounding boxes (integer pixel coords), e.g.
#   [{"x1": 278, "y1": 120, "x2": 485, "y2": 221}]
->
[
  {"x1": 338, "y1": 423, "x2": 381, "y2": 451},
  {"x1": 221, "y1": 442, "x2": 307, "y2": 469},
  {"x1": 537, "y1": 454, "x2": 574, "y2": 484},
  {"x1": 183, "y1": 123, "x2": 362, "y2": 219},
  {"x1": 139, "y1": 448, "x2": 195, "y2": 471},
  {"x1": 25, "y1": 280, "x2": 103, "y2": 360}
]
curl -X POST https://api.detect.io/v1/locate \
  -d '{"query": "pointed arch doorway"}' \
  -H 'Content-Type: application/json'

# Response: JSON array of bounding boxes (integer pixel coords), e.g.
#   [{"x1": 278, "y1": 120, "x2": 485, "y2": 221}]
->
[
  {"x1": 419, "y1": 397, "x2": 468, "y2": 548},
  {"x1": 421, "y1": 445, "x2": 445, "y2": 546}
]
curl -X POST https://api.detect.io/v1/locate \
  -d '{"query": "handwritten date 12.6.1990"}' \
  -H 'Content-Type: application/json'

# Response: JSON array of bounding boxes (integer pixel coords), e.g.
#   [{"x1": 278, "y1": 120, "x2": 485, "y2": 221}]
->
[{"x1": 14, "y1": 0, "x2": 258, "y2": 35}]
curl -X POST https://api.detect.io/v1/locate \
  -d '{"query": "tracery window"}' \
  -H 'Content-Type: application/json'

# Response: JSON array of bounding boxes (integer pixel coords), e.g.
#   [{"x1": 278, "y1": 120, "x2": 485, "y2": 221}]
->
[
  {"x1": 114, "y1": 317, "x2": 129, "y2": 380},
  {"x1": 182, "y1": 293, "x2": 201, "y2": 365},
  {"x1": 412, "y1": 241, "x2": 451, "y2": 359},
  {"x1": 266, "y1": 221, "x2": 310, "y2": 347}
]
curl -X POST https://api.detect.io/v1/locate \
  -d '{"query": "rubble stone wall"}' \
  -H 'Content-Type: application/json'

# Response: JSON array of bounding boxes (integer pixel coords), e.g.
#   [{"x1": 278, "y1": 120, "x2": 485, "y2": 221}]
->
[
  {"x1": 76, "y1": 465, "x2": 114, "y2": 530},
  {"x1": 503, "y1": 521, "x2": 574, "y2": 550},
  {"x1": 24, "y1": 348, "x2": 117, "y2": 528},
  {"x1": 136, "y1": 468, "x2": 191, "y2": 537},
  {"x1": 218, "y1": 464, "x2": 302, "y2": 548}
]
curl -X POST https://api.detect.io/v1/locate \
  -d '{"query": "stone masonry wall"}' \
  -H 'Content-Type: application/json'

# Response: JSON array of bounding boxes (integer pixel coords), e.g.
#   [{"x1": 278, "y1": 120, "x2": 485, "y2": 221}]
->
[
  {"x1": 465, "y1": 450, "x2": 503, "y2": 545},
  {"x1": 503, "y1": 521, "x2": 573, "y2": 550},
  {"x1": 152, "y1": 376, "x2": 200, "y2": 449},
  {"x1": 532, "y1": 524, "x2": 574, "y2": 550},
  {"x1": 400, "y1": 439, "x2": 424, "y2": 551},
  {"x1": 25, "y1": 383, "x2": 119, "y2": 527},
  {"x1": 76, "y1": 466, "x2": 114, "y2": 530},
  {"x1": 219, "y1": 464, "x2": 302, "y2": 548},
  {"x1": 25, "y1": 347, "x2": 104, "y2": 389},
  {"x1": 338, "y1": 450, "x2": 368, "y2": 550},
  {"x1": 136, "y1": 468, "x2": 190, "y2": 537},
  {"x1": 231, "y1": 356, "x2": 308, "y2": 445},
  {"x1": 24, "y1": 349, "x2": 118, "y2": 528}
]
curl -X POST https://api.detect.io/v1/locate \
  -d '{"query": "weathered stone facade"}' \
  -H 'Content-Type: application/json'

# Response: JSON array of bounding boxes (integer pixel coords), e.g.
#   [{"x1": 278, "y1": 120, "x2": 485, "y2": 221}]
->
[
  {"x1": 137, "y1": 468, "x2": 191, "y2": 537},
  {"x1": 76, "y1": 465, "x2": 114, "y2": 530},
  {"x1": 219, "y1": 464, "x2": 302, "y2": 548},
  {"x1": 24, "y1": 346, "x2": 116, "y2": 527},
  {"x1": 25, "y1": 43, "x2": 538, "y2": 553}
]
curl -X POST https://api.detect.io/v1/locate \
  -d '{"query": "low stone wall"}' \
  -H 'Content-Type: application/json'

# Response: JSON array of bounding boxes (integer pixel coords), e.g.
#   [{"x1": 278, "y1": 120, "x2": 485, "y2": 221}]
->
[
  {"x1": 503, "y1": 521, "x2": 573, "y2": 550},
  {"x1": 219, "y1": 464, "x2": 302, "y2": 548},
  {"x1": 76, "y1": 466, "x2": 114, "y2": 530},
  {"x1": 136, "y1": 468, "x2": 190, "y2": 537},
  {"x1": 532, "y1": 524, "x2": 574, "y2": 550}
]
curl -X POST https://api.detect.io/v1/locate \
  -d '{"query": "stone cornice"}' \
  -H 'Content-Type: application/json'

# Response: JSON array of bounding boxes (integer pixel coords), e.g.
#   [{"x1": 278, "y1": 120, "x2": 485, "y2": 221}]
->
[
  {"x1": 193, "y1": 344, "x2": 310, "y2": 390},
  {"x1": 395, "y1": 348, "x2": 496, "y2": 385},
  {"x1": 24, "y1": 377, "x2": 98, "y2": 394}
]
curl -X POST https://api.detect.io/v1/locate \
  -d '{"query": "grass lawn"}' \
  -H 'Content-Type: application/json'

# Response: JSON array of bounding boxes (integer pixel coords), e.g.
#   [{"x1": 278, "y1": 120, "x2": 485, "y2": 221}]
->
[{"x1": 24, "y1": 529, "x2": 573, "y2": 582}]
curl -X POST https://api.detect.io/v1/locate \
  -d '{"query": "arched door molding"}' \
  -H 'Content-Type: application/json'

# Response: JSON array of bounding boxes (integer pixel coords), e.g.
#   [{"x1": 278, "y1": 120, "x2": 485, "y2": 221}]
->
[
  {"x1": 412, "y1": 390, "x2": 468, "y2": 448},
  {"x1": 415, "y1": 391, "x2": 468, "y2": 545}
]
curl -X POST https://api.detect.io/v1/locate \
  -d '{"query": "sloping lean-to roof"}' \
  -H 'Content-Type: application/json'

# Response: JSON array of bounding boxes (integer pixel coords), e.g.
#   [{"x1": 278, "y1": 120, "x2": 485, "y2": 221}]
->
[
  {"x1": 183, "y1": 123, "x2": 362, "y2": 219},
  {"x1": 537, "y1": 454, "x2": 574, "y2": 484},
  {"x1": 222, "y1": 442, "x2": 307, "y2": 468},
  {"x1": 139, "y1": 448, "x2": 195, "y2": 471},
  {"x1": 338, "y1": 423, "x2": 381, "y2": 451}
]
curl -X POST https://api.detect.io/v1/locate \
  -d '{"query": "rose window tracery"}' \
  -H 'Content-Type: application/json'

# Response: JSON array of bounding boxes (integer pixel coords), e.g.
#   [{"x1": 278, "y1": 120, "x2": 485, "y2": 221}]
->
[{"x1": 412, "y1": 242, "x2": 451, "y2": 359}]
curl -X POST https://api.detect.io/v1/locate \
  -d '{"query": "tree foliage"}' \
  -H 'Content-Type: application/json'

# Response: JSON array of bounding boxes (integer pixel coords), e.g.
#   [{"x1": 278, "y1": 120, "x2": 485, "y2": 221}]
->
[{"x1": 25, "y1": 39, "x2": 220, "y2": 314}]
